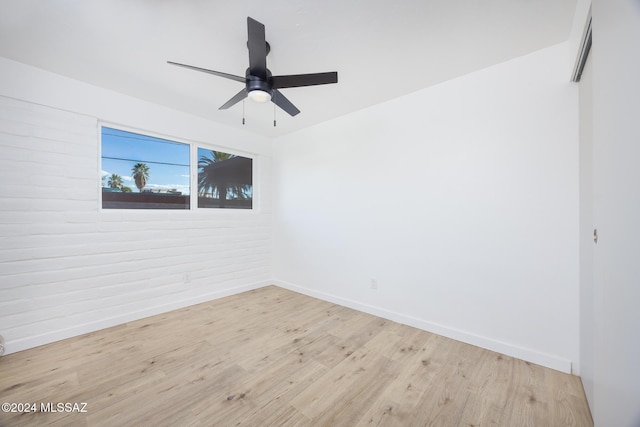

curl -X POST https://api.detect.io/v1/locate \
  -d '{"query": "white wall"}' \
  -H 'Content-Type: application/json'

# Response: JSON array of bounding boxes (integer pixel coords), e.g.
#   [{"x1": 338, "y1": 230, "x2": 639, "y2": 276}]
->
[
  {"x1": 273, "y1": 42, "x2": 579, "y2": 373},
  {"x1": 582, "y1": 0, "x2": 640, "y2": 425},
  {"x1": 0, "y1": 58, "x2": 273, "y2": 354}
]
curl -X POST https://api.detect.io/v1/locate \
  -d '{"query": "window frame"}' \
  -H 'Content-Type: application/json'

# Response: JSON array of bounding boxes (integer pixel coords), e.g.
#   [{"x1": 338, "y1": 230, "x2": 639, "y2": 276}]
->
[{"x1": 98, "y1": 123, "x2": 257, "y2": 213}]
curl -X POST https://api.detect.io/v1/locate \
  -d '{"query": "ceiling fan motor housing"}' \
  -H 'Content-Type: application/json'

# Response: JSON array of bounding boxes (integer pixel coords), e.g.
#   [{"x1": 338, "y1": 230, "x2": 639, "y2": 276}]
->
[{"x1": 246, "y1": 68, "x2": 272, "y2": 95}]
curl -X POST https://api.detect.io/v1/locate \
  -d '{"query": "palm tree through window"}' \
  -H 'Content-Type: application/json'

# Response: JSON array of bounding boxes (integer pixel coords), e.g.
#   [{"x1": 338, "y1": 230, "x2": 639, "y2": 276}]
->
[
  {"x1": 101, "y1": 127, "x2": 190, "y2": 209},
  {"x1": 197, "y1": 149, "x2": 252, "y2": 209}
]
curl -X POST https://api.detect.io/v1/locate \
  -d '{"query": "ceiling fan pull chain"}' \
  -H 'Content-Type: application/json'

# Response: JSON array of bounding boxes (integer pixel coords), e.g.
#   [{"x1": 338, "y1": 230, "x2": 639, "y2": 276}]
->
[
  {"x1": 242, "y1": 100, "x2": 246, "y2": 125},
  {"x1": 273, "y1": 92, "x2": 277, "y2": 127}
]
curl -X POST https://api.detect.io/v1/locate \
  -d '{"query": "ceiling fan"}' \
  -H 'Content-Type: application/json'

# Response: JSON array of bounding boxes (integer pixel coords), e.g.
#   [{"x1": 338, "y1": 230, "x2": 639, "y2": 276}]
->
[{"x1": 168, "y1": 17, "x2": 338, "y2": 117}]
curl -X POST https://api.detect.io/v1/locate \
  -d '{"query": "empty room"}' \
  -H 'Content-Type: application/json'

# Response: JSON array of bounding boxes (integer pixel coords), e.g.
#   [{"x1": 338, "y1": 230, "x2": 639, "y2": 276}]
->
[{"x1": 1, "y1": 0, "x2": 638, "y2": 426}]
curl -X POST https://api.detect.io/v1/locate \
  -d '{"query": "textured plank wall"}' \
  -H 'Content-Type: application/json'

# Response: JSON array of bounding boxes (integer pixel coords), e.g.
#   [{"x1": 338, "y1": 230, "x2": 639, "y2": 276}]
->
[{"x1": 0, "y1": 96, "x2": 272, "y2": 353}]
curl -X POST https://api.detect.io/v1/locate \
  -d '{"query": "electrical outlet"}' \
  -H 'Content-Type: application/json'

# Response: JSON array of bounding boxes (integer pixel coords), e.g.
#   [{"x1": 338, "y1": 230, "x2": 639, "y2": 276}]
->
[
  {"x1": 183, "y1": 273, "x2": 191, "y2": 284},
  {"x1": 370, "y1": 278, "x2": 378, "y2": 290}
]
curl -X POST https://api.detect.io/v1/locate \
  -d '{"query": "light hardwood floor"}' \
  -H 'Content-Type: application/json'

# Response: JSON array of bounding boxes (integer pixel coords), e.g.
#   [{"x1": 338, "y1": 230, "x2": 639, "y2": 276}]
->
[{"x1": 0, "y1": 286, "x2": 592, "y2": 426}]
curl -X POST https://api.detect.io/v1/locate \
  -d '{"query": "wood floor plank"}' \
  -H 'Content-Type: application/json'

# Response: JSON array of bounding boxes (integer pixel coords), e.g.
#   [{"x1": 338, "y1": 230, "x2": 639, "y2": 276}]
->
[
  {"x1": 354, "y1": 397, "x2": 414, "y2": 427},
  {"x1": 457, "y1": 351, "x2": 508, "y2": 426},
  {"x1": 0, "y1": 285, "x2": 593, "y2": 427},
  {"x1": 372, "y1": 334, "x2": 452, "y2": 413},
  {"x1": 310, "y1": 356, "x2": 398, "y2": 426}
]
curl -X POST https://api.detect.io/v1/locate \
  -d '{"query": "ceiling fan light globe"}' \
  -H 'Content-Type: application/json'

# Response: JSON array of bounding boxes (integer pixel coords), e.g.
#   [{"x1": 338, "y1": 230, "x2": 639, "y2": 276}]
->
[{"x1": 248, "y1": 89, "x2": 272, "y2": 103}]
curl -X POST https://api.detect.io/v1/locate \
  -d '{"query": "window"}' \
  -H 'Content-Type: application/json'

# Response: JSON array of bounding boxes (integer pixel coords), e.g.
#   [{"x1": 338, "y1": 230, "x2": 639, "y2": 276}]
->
[
  {"x1": 101, "y1": 127, "x2": 190, "y2": 209},
  {"x1": 197, "y1": 148, "x2": 252, "y2": 209}
]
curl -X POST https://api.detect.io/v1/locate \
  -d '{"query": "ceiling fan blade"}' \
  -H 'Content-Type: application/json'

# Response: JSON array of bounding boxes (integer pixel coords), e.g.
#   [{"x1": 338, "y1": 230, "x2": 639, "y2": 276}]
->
[
  {"x1": 271, "y1": 72, "x2": 338, "y2": 89},
  {"x1": 167, "y1": 61, "x2": 245, "y2": 83},
  {"x1": 272, "y1": 90, "x2": 300, "y2": 116},
  {"x1": 247, "y1": 17, "x2": 268, "y2": 79},
  {"x1": 219, "y1": 88, "x2": 248, "y2": 109}
]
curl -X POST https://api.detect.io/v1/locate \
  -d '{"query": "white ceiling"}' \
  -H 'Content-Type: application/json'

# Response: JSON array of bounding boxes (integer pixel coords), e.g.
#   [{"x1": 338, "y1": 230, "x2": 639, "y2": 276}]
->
[{"x1": 0, "y1": 0, "x2": 576, "y2": 137}]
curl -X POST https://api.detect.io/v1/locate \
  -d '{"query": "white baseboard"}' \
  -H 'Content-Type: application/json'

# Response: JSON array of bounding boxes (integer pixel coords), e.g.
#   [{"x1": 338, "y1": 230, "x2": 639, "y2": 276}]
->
[
  {"x1": 273, "y1": 280, "x2": 573, "y2": 374},
  {"x1": 6, "y1": 279, "x2": 573, "y2": 374},
  {"x1": 4, "y1": 280, "x2": 270, "y2": 356}
]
